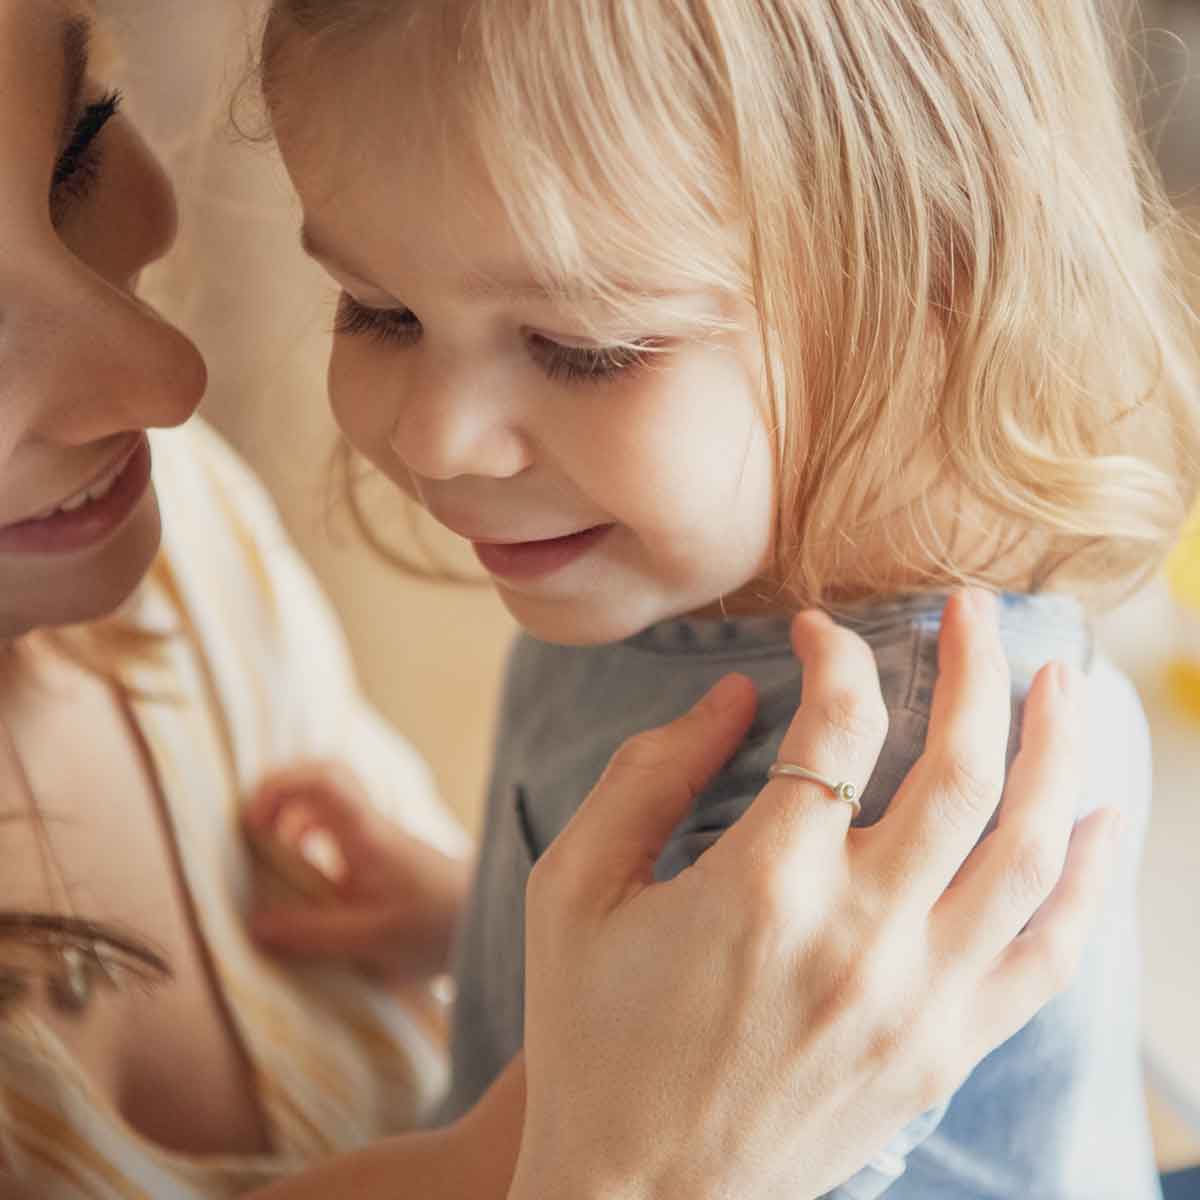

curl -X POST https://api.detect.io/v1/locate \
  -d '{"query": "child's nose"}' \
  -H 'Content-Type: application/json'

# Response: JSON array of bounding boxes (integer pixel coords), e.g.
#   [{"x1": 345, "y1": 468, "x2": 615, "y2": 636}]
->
[{"x1": 389, "y1": 362, "x2": 532, "y2": 482}]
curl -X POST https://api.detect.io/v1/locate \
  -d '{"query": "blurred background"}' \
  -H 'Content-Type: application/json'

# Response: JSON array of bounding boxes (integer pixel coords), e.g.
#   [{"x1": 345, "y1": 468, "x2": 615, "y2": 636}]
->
[
  {"x1": 101, "y1": 0, "x2": 518, "y2": 839},
  {"x1": 99, "y1": 0, "x2": 1200, "y2": 1175}
]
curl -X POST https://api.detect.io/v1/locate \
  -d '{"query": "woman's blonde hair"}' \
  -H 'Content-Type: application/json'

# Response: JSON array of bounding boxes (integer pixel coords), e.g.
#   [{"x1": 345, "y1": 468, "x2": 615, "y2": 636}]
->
[{"x1": 263, "y1": 0, "x2": 1200, "y2": 609}]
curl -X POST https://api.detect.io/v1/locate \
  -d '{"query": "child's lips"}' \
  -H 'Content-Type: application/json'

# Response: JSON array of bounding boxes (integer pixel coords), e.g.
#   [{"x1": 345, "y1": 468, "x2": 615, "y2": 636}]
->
[{"x1": 471, "y1": 524, "x2": 614, "y2": 580}]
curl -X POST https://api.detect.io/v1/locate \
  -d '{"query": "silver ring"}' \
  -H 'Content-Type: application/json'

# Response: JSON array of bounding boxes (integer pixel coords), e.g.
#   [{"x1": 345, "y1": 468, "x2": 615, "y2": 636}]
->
[{"x1": 767, "y1": 762, "x2": 862, "y2": 819}]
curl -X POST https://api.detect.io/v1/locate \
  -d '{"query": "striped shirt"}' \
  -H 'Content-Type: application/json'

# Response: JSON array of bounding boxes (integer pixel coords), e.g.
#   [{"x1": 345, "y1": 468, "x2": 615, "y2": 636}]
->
[{"x1": 0, "y1": 421, "x2": 469, "y2": 1197}]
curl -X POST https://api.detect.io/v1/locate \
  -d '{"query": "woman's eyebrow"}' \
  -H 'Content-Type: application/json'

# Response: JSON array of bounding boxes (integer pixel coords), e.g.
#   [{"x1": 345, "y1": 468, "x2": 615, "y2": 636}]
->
[{"x1": 57, "y1": 15, "x2": 92, "y2": 147}]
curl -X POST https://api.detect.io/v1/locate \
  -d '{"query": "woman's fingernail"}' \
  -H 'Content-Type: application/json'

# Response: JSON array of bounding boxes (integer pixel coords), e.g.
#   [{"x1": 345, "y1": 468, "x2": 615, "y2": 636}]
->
[
  {"x1": 702, "y1": 674, "x2": 743, "y2": 713},
  {"x1": 798, "y1": 608, "x2": 833, "y2": 628}
]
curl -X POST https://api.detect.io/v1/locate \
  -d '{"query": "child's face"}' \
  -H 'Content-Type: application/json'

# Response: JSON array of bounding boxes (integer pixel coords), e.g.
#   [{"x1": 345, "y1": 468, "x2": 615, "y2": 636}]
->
[{"x1": 274, "y1": 53, "x2": 777, "y2": 645}]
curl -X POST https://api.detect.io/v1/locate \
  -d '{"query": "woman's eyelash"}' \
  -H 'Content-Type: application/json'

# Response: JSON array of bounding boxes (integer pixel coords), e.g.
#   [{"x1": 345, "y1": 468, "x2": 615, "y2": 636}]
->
[
  {"x1": 334, "y1": 293, "x2": 655, "y2": 383},
  {"x1": 52, "y1": 90, "x2": 122, "y2": 199}
]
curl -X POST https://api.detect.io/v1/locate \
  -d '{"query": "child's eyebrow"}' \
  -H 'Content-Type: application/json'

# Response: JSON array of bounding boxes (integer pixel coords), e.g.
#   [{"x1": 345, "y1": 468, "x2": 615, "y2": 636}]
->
[
  {"x1": 300, "y1": 221, "x2": 578, "y2": 303},
  {"x1": 298, "y1": 222, "x2": 696, "y2": 315},
  {"x1": 299, "y1": 224, "x2": 376, "y2": 284}
]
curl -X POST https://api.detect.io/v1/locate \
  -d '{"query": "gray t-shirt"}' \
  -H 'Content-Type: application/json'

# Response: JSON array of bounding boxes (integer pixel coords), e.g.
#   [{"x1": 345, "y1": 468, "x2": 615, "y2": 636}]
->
[{"x1": 441, "y1": 593, "x2": 1160, "y2": 1199}]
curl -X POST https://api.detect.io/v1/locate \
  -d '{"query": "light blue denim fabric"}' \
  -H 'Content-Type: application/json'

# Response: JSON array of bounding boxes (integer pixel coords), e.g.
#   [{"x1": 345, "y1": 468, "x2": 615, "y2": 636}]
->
[{"x1": 439, "y1": 593, "x2": 1161, "y2": 1199}]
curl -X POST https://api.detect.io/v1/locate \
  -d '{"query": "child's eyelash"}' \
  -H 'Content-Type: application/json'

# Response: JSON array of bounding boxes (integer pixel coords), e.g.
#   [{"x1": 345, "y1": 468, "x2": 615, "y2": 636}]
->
[
  {"x1": 526, "y1": 334, "x2": 654, "y2": 384},
  {"x1": 333, "y1": 293, "x2": 655, "y2": 384},
  {"x1": 333, "y1": 294, "x2": 420, "y2": 344},
  {"x1": 52, "y1": 90, "x2": 122, "y2": 202}
]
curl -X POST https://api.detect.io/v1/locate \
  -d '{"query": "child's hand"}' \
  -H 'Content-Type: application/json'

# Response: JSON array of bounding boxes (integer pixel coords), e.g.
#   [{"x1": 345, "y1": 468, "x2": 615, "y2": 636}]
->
[{"x1": 242, "y1": 761, "x2": 470, "y2": 985}]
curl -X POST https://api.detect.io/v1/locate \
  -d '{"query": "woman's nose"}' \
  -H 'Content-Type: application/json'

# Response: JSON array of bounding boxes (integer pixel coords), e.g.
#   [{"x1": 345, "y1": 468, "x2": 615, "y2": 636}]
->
[
  {"x1": 22, "y1": 267, "x2": 207, "y2": 447},
  {"x1": 56, "y1": 120, "x2": 182, "y2": 294},
  {"x1": 387, "y1": 357, "x2": 532, "y2": 483}
]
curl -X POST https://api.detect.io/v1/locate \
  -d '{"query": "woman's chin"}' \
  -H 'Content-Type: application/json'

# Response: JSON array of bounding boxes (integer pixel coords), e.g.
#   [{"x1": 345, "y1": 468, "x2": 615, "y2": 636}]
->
[{"x1": 0, "y1": 488, "x2": 163, "y2": 640}]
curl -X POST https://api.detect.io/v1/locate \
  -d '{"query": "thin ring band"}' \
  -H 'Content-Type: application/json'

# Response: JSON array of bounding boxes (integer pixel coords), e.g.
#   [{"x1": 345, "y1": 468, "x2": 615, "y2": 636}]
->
[{"x1": 767, "y1": 762, "x2": 862, "y2": 819}]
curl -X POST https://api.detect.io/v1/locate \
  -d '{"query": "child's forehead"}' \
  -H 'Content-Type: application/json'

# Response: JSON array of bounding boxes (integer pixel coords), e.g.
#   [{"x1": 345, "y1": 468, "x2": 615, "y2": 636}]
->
[
  {"x1": 298, "y1": 195, "x2": 739, "y2": 343},
  {"x1": 284, "y1": 105, "x2": 735, "y2": 303},
  {"x1": 265, "y1": 4, "x2": 458, "y2": 122},
  {"x1": 284, "y1": 117, "x2": 524, "y2": 283},
  {"x1": 269, "y1": 3, "x2": 749, "y2": 325}
]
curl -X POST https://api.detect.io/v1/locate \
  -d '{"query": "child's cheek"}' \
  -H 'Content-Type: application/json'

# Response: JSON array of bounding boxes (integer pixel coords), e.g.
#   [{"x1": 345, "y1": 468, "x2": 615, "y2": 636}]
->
[{"x1": 327, "y1": 339, "x2": 400, "y2": 483}]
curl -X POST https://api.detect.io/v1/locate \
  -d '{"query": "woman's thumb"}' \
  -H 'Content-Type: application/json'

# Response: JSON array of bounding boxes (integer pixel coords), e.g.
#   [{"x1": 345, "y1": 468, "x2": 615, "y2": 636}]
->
[{"x1": 549, "y1": 674, "x2": 757, "y2": 903}]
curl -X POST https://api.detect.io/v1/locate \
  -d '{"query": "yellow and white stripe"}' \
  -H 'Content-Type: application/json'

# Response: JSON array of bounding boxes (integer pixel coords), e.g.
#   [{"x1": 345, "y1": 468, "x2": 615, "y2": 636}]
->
[{"x1": 0, "y1": 421, "x2": 467, "y2": 1196}]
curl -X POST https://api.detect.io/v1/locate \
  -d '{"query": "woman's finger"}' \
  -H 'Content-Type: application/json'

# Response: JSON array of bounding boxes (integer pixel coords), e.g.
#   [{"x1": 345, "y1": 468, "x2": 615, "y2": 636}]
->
[
  {"x1": 931, "y1": 660, "x2": 1084, "y2": 964},
  {"x1": 865, "y1": 590, "x2": 1011, "y2": 909},
  {"x1": 537, "y1": 673, "x2": 758, "y2": 912},
  {"x1": 716, "y1": 610, "x2": 889, "y2": 866},
  {"x1": 964, "y1": 807, "x2": 1122, "y2": 1057}
]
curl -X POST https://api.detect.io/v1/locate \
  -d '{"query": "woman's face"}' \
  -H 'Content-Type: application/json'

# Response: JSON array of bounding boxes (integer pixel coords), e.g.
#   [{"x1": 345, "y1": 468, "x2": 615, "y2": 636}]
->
[{"x1": 0, "y1": 0, "x2": 206, "y2": 641}]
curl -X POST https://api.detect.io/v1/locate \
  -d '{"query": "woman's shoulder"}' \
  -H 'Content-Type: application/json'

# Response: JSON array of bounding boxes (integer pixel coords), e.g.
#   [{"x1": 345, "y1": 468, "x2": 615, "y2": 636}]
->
[
  {"x1": 149, "y1": 419, "x2": 290, "y2": 562},
  {"x1": 142, "y1": 421, "x2": 445, "y2": 821},
  {"x1": 143, "y1": 420, "x2": 355, "y2": 732},
  {"x1": 147, "y1": 420, "x2": 315, "y2": 642}
]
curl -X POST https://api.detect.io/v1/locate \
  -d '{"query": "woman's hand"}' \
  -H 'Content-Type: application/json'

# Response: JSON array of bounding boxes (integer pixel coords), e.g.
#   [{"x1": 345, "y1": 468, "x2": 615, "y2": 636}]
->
[
  {"x1": 511, "y1": 590, "x2": 1120, "y2": 1200},
  {"x1": 242, "y1": 761, "x2": 469, "y2": 983}
]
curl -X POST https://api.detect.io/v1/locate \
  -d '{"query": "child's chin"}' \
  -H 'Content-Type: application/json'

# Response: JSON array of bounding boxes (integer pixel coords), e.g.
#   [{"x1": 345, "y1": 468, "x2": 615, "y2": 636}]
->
[{"x1": 495, "y1": 587, "x2": 665, "y2": 647}]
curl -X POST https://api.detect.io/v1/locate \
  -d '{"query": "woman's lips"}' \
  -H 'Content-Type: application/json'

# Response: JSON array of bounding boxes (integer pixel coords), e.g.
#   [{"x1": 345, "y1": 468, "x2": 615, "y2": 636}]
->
[
  {"x1": 472, "y1": 524, "x2": 613, "y2": 580},
  {"x1": 0, "y1": 437, "x2": 152, "y2": 556}
]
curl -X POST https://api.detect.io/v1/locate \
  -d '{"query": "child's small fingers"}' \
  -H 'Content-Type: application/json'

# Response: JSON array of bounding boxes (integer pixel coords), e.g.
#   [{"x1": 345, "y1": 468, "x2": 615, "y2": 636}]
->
[
  {"x1": 274, "y1": 804, "x2": 329, "y2": 848},
  {"x1": 251, "y1": 904, "x2": 398, "y2": 959},
  {"x1": 246, "y1": 773, "x2": 376, "y2": 850},
  {"x1": 251, "y1": 904, "x2": 445, "y2": 979},
  {"x1": 243, "y1": 795, "x2": 317, "y2": 850},
  {"x1": 243, "y1": 781, "x2": 314, "y2": 835},
  {"x1": 253, "y1": 760, "x2": 367, "y2": 799},
  {"x1": 244, "y1": 762, "x2": 370, "y2": 829},
  {"x1": 242, "y1": 785, "x2": 287, "y2": 832}
]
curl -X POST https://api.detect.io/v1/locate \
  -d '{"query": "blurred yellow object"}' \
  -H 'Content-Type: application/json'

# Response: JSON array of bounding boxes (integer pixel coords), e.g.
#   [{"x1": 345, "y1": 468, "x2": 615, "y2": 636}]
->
[
  {"x1": 1166, "y1": 660, "x2": 1200, "y2": 720},
  {"x1": 1166, "y1": 510, "x2": 1200, "y2": 721}
]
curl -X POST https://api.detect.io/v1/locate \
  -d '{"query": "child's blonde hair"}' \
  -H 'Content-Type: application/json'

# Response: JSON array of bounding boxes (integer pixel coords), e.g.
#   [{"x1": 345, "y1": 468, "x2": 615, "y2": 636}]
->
[{"x1": 263, "y1": 0, "x2": 1200, "y2": 610}]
